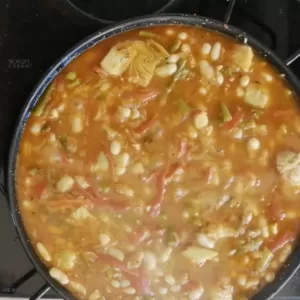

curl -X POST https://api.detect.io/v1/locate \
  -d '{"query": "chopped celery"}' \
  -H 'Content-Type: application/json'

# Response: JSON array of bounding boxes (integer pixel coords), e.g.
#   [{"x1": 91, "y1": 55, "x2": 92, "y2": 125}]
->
[
  {"x1": 241, "y1": 118, "x2": 256, "y2": 130},
  {"x1": 221, "y1": 102, "x2": 232, "y2": 122},
  {"x1": 166, "y1": 227, "x2": 180, "y2": 247},
  {"x1": 177, "y1": 98, "x2": 191, "y2": 114},
  {"x1": 67, "y1": 78, "x2": 81, "y2": 88},
  {"x1": 160, "y1": 59, "x2": 187, "y2": 106},
  {"x1": 269, "y1": 223, "x2": 278, "y2": 236},
  {"x1": 182, "y1": 246, "x2": 218, "y2": 263},
  {"x1": 33, "y1": 83, "x2": 56, "y2": 116},
  {"x1": 257, "y1": 247, "x2": 273, "y2": 272},
  {"x1": 139, "y1": 30, "x2": 160, "y2": 39},
  {"x1": 66, "y1": 71, "x2": 77, "y2": 81},
  {"x1": 170, "y1": 39, "x2": 182, "y2": 53}
]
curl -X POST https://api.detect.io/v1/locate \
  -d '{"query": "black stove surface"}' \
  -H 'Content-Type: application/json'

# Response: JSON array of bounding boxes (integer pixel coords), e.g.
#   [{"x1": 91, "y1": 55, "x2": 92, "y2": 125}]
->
[{"x1": 1, "y1": 0, "x2": 300, "y2": 298}]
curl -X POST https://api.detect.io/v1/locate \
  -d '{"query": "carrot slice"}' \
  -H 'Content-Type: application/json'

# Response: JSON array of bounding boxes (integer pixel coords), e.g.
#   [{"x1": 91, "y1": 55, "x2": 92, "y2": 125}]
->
[
  {"x1": 266, "y1": 230, "x2": 296, "y2": 253},
  {"x1": 127, "y1": 269, "x2": 153, "y2": 296},
  {"x1": 150, "y1": 168, "x2": 167, "y2": 217},
  {"x1": 177, "y1": 139, "x2": 188, "y2": 159},
  {"x1": 135, "y1": 117, "x2": 158, "y2": 135},
  {"x1": 97, "y1": 254, "x2": 140, "y2": 277},
  {"x1": 222, "y1": 109, "x2": 244, "y2": 131}
]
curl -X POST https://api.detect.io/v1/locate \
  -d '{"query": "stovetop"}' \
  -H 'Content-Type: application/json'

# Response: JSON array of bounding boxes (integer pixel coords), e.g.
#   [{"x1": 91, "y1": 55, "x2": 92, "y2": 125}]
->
[{"x1": 1, "y1": 0, "x2": 300, "y2": 298}]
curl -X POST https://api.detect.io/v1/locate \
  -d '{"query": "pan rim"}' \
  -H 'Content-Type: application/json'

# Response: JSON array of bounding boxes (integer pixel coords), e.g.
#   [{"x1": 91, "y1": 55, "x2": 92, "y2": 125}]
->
[{"x1": 7, "y1": 13, "x2": 300, "y2": 300}]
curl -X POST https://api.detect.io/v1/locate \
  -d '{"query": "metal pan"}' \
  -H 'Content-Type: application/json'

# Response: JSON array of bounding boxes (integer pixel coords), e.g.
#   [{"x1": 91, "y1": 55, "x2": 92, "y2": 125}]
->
[{"x1": 7, "y1": 14, "x2": 300, "y2": 300}]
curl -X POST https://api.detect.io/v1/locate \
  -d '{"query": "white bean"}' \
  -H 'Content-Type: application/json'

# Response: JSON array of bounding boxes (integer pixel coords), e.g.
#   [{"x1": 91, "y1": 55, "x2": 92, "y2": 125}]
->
[
  {"x1": 36, "y1": 242, "x2": 52, "y2": 262},
  {"x1": 165, "y1": 275, "x2": 176, "y2": 285},
  {"x1": 119, "y1": 152, "x2": 130, "y2": 167},
  {"x1": 72, "y1": 114, "x2": 83, "y2": 133},
  {"x1": 236, "y1": 87, "x2": 245, "y2": 97},
  {"x1": 120, "y1": 280, "x2": 131, "y2": 288},
  {"x1": 74, "y1": 176, "x2": 90, "y2": 189},
  {"x1": 265, "y1": 272, "x2": 275, "y2": 282},
  {"x1": 188, "y1": 287, "x2": 204, "y2": 300},
  {"x1": 88, "y1": 289, "x2": 101, "y2": 300},
  {"x1": 56, "y1": 175, "x2": 74, "y2": 193},
  {"x1": 170, "y1": 285, "x2": 181, "y2": 293},
  {"x1": 194, "y1": 112, "x2": 209, "y2": 129},
  {"x1": 237, "y1": 274, "x2": 247, "y2": 286},
  {"x1": 127, "y1": 251, "x2": 144, "y2": 269},
  {"x1": 110, "y1": 140, "x2": 121, "y2": 155},
  {"x1": 199, "y1": 60, "x2": 214, "y2": 80},
  {"x1": 216, "y1": 72, "x2": 224, "y2": 86},
  {"x1": 143, "y1": 252, "x2": 157, "y2": 271},
  {"x1": 166, "y1": 29, "x2": 175, "y2": 36},
  {"x1": 49, "y1": 267, "x2": 69, "y2": 285},
  {"x1": 262, "y1": 73, "x2": 273, "y2": 82},
  {"x1": 50, "y1": 108, "x2": 59, "y2": 119},
  {"x1": 107, "y1": 247, "x2": 124, "y2": 261},
  {"x1": 159, "y1": 287, "x2": 168, "y2": 295},
  {"x1": 23, "y1": 200, "x2": 34, "y2": 210},
  {"x1": 99, "y1": 233, "x2": 111, "y2": 245},
  {"x1": 197, "y1": 234, "x2": 215, "y2": 249},
  {"x1": 211, "y1": 42, "x2": 222, "y2": 60},
  {"x1": 202, "y1": 43, "x2": 211, "y2": 55},
  {"x1": 123, "y1": 287, "x2": 136, "y2": 295},
  {"x1": 111, "y1": 280, "x2": 120, "y2": 288},
  {"x1": 240, "y1": 75, "x2": 250, "y2": 87},
  {"x1": 199, "y1": 87, "x2": 207, "y2": 95},
  {"x1": 248, "y1": 137, "x2": 260, "y2": 151},
  {"x1": 30, "y1": 123, "x2": 41, "y2": 135},
  {"x1": 69, "y1": 281, "x2": 87, "y2": 296},
  {"x1": 181, "y1": 43, "x2": 191, "y2": 53},
  {"x1": 118, "y1": 106, "x2": 131, "y2": 121},
  {"x1": 188, "y1": 126, "x2": 198, "y2": 139},
  {"x1": 131, "y1": 162, "x2": 144, "y2": 174},
  {"x1": 116, "y1": 167, "x2": 126, "y2": 176},
  {"x1": 178, "y1": 32, "x2": 188, "y2": 40},
  {"x1": 168, "y1": 54, "x2": 180, "y2": 64},
  {"x1": 156, "y1": 63, "x2": 177, "y2": 77}
]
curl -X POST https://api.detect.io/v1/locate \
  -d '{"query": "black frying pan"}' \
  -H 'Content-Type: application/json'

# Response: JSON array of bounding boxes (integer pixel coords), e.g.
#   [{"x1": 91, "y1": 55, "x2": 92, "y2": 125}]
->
[{"x1": 7, "y1": 14, "x2": 300, "y2": 300}]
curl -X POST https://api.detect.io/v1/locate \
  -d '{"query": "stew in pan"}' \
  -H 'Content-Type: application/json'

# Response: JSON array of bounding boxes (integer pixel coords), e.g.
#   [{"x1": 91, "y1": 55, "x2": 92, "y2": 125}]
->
[{"x1": 16, "y1": 25, "x2": 300, "y2": 300}]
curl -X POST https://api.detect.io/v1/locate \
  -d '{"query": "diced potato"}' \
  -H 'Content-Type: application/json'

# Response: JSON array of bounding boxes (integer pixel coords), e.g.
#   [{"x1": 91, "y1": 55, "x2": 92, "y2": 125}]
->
[
  {"x1": 71, "y1": 207, "x2": 94, "y2": 221},
  {"x1": 54, "y1": 250, "x2": 77, "y2": 271},
  {"x1": 100, "y1": 42, "x2": 136, "y2": 76},
  {"x1": 277, "y1": 151, "x2": 300, "y2": 186},
  {"x1": 56, "y1": 175, "x2": 74, "y2": 193},
  {"x1": 91, "y1": 152, "x2": 109, "y2": 172},
  {"x1": 231, "y1": 45, "x2": 253, "y2": 72},
  {"x1": 89, "y1": 290, "x2": 101, "y2": 300},
  {"x1": 244, "y1": 84, "x2": 269, "y2": 108},
  {"x1": 209, "y1": 277, "x2": 233, "y2": 300},
  {"x1": 182, "y1": 246, "x2": 218, "y2": 264}
]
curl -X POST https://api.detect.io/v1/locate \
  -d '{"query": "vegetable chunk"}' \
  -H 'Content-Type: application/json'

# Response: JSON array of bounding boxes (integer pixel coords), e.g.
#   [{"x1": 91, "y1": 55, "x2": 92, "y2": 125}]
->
[{"x1": 231, "y1": 44, "x2": 253, "y2": 72}]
